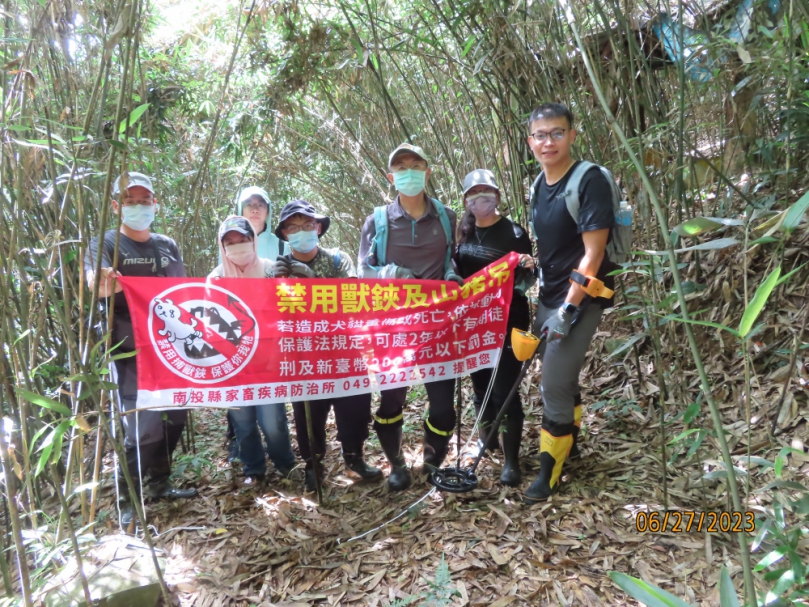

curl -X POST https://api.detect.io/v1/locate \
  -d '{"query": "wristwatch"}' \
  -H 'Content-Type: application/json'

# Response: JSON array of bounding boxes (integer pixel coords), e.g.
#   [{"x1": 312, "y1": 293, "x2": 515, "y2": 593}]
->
[{"x1": 562, "y1": 302, "x2": 578, "y2": 315}]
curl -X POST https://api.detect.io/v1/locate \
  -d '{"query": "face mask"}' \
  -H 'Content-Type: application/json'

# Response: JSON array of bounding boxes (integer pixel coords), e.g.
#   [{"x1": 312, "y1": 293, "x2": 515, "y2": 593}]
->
[
  {"x1": 288, "y1": 230, "x2": 319, "y2": 254},
  {"x1": 393, "y1": 169, "x2": 427, "y2": 197},
  {"x1": 466, "y1": 193, "x2": 498, "y2": 219},
  {"x1": 224, "y1": 242, "x2": 255, "y2": 266},
  {"x1": 121, "y1": 204, "x2": 155, "y2": 230}
]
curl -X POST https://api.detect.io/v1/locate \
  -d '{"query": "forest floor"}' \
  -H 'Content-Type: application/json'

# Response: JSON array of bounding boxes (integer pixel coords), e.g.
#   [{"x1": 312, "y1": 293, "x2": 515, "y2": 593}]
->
[{"x1": 92, "y1": 318, "x2": 809, "y2": 607}]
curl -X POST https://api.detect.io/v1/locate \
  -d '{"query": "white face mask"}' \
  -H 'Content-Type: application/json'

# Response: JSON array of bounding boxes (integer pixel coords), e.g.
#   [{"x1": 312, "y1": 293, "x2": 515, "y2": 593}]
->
[
  {"x1": 224, "y1": 242, "x2": 255, "y2": 266},
  {"x1": 466, "y1": 192, "x2": 498, "y2": 219},
  {"x1": 121, "y1": 204, "x2": 155, "y2": 230}
]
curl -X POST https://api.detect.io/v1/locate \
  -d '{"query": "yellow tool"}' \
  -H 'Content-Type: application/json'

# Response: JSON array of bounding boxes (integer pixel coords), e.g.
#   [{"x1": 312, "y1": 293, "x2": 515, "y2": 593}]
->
[
  {"x1": 569, "y1": 270, "x2": 614, "y2": 299},
  {"x1": 511, "y1": 328, "x2": 541, "y2": 362}
]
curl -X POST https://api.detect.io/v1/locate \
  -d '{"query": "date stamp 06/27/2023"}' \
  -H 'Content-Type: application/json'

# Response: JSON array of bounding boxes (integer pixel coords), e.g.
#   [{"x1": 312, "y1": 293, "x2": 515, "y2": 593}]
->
[{"x1": 635, "y1": 511, "x2": 756, "y2": 533}]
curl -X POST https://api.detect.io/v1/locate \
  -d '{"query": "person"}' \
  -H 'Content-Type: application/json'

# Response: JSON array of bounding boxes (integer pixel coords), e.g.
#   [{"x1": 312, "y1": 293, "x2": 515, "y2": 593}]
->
[
  {"x1": 84, "y1": 171, "x2": 197, "y2": 527},
  {"x1": 208, "y1": 216, "x2": 297, "y2": 486},
  {"x1": 224, "y1": 187, "x2": 291, "y2": 461},
  {"x1": 454, "y1": 169, "x2": 535, "y2": 486},
  {"x1": 357, "y1": 143, "x2": 462, "y2": 491},
  {"x1": 524, "y1": 102, "x2": 616, "y2": 503},
  {"x1": 272, "y1": 200, "x2": 382, "y2": 492}
]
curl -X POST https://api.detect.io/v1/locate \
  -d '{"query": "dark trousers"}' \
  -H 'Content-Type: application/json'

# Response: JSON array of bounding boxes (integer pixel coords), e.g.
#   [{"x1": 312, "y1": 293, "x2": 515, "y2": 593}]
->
[
  {"x1": 374, "y1": 378, "x2": 456, "y2": 434},
  {"x1": 470, "y1": 335, "x2": 526, "y2": 424},
  {"x1": 291, "y1": 393, "x2": 372, "y2": 468},
  {"x1": 110, "y1": 355, "x2": 188, "y2": 492}
]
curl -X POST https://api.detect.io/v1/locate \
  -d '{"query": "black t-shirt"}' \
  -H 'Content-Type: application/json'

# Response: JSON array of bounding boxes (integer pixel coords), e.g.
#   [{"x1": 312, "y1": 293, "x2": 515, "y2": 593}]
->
[
  {"x1": 531, "y1": 161, "x2": 616, "y2": 308},
  {"x1": 456, "y1": 217, "x2": 532, "y2": 329},
  {"x1": 84, "y1": 230, "x2": 185, "y2": 349}
]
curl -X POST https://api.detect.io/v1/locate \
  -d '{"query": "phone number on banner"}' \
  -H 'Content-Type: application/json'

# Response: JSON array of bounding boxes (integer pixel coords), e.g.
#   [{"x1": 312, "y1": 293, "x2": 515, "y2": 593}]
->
[{"x1": 137, "y1": 348, "x2": 501, "y2": 409}]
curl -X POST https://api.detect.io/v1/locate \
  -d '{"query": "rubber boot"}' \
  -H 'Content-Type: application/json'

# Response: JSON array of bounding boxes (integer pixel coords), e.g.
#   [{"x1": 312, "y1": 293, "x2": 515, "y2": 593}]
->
[
  {"x1": 499, "y1": 415, "x2": 523, "y2": 486},
  {"x1": 570, "y1": 400, "x2": 583, "y2": 459},
  {"x1": 304, "y1": 457, "x2": 323, "y2": 493},
  {"x1": 524, "y1": 428, "x2": 573, "y2": 504},
  {"x1": 422, "y1": 422, "x2": 451, "y2": 475},
  {"x1": 376, "y1": 425, "x2": 411, "y2": 491},
  {"x1": 343, "y1": 449, "x2": 383, "y2": 481}
]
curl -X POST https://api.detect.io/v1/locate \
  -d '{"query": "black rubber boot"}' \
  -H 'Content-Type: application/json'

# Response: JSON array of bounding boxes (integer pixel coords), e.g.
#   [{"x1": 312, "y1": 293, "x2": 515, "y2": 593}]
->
[
  {"x1": 524, "y1": 428, "x2": 573, "y2": 504},
  {"x1": 118, "y1": 498, "x2": 137, "y2": 529},
  {"x1": 422, "y1": 423, "x2": 451, "y2": 475},
  {"x1": 343, "y1": 450, "x2": 383, "y2": 481},
  {"x1": 304, "y1": 468, "x2": 317, "y2": 492},
  {"x1": 499, "y1": 415, "x2": 523, "y2": 486},
  {"x1": 376, "y1": 425, "x2": 411, "y2": 491}
]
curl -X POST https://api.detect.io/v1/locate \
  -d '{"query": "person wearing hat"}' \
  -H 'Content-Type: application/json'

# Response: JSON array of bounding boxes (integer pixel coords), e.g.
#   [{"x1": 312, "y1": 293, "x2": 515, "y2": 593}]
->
[
  {"x1": 455, "y1": 169, "x2": 536, "y2": 486},
  {"x1": 84, "y1": 171, "x2": 197, "y2": 527},
  {"x1": 235, "y1": 186, "x2": 291, "y2": 260},
  {"x1": 272, "y1": 200, "x2": 382, "y2": 492},
  {"x1": 356, "y1": 143, "x2": 461, "y2": 491},
  {"x1": 208, "y1": 216, "x2": 296, "y2": 487}
]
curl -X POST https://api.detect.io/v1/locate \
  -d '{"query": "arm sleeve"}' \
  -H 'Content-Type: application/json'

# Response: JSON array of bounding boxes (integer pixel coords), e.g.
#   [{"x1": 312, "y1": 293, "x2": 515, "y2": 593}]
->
[
  {"x1": 170, "y1": 239, "x2": 187, "y2": 277},
  {"x1": 357, "y1": 214, "x2": 381, "y2": 279},
  {"x1": 577, "y1": 169, "x2": 615, "y2": 234},
  {"x1": 336, "y1": 250, "x2": 357, "y2": 278}
]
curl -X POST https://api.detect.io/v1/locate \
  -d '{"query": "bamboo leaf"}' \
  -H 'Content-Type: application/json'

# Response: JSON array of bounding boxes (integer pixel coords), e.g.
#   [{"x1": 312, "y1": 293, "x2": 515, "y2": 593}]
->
[
  {"x1": 118, "y1": 103, "x2": 150, "y2": 134},
  {"x1": 719, "y1": 566, "x2": 740, "y2": 607},
  {"x1": 782, "y1": 190, "x2": 809, "y2": 233},
  {"x1": 18, "y1": 389, "x2": 72, "y2": 416},
  {"x1": 738, "y1": 265, "x2": 781, "y2": 338},
  {"x1": 755, "y1": 546, "x2": 788, "y2": 571},
  {"x1": 644, "y1": 238, "x2": 740, "y2": 255},
  {"x1": 609, "y1": 572, "x2": 696, "y2": 607},
  {"x1": 672, "y1": 217, "x2": 724, "y2": 237}
]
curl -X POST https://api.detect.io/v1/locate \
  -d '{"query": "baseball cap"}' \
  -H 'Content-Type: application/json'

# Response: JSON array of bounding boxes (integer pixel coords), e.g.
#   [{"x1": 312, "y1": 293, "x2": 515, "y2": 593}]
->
[
  {"x1": 275, "y1": 200, "x2": 330, "y2": 240},
  {"x1": 113, "y1": 172, "x2": 154, "y2": 195},
  {"x1": 218, "y1": 216, "x2": 255, "y2": 242},
  {"x1": 388, "y1": 143, "x2": 429, "y2": 169},
  {"x1": 462, "y1": 169, "x2": 500, "y2": 195}
]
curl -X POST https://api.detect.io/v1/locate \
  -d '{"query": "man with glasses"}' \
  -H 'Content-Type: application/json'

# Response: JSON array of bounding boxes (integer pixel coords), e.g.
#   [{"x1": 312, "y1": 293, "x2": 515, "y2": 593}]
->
[
  {"x1": 357, "y1": 143, "x2": 460, "y2": 492},
  {"x1": 272, "y1": 200, "x2": 382, "y2": 492},
  {"x1": 524, "y1": 103, "x2": 616, "y2": 503},
  {"x1": 85, "y1": 172, "x2": 197, "y2": 527}
]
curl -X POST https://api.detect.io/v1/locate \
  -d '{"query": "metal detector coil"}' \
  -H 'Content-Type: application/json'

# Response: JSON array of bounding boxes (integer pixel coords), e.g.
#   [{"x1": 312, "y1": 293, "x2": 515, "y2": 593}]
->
[{"x1": 430, "y1": 467, "x2": 478, "y2": 493}]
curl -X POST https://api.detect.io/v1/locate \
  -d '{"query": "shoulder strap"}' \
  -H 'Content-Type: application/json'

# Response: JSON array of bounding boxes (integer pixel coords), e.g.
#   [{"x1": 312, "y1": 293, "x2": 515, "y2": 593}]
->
[
  {"x1": 148, "y1": 236, "x2": 167, "y2": 277},
  {"x1": 333, "y1": 251, "x2": 341, "y2": 273},
  {"x1": 367, "y1": 206, "x2": 389, "y2": 267},
  {"x1": 430, "y1": 198, "x2": 453, "y2": 276},
  {"x1": 563, "y1": 160, "x2": 597, "y2": 225},
  {"x1": 528, "y1": 173, "x2": 543, "y2": 240}
]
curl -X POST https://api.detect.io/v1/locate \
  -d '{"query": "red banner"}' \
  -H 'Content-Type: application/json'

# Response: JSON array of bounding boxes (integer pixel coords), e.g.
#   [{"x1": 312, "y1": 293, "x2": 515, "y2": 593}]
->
[{"x1": 119, "y1": 253, "x2": 518, "y2": 409}]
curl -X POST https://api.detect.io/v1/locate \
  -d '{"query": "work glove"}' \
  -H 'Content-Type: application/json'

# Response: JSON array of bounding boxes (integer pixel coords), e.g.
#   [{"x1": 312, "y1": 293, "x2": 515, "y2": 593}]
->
[
  {"x1": 444, "y1": 270, "x2": 464, "y2": 286},
  {"x1": 379, "y1": 264, "x2": 415, "y2": 280},
  {"x1": 272, "y1": 257, "x2": 291, "y2": 278},
  {"x1": 541, "y1": 306, "x2": 574, "y2": 342},
  {"x1": 288, "y1": 260, "x2": 316, "y2": 279}
]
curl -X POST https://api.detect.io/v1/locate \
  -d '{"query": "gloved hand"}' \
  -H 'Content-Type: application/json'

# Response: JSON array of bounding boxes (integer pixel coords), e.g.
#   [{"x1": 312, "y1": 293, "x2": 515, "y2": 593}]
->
[
  {"x1": 444, "y1": 270, "x2": 464, "y2": 286},
  {"x1": 379, "y1": 264, "x2": 415, "y2": 280},
  {"x1": 272, "y1": 257, "x2": 291, "y2": 278},
  {"x1": 288, "y1": 260, "x2": 316, "y2": 279},
  {"x1": 541, "y1": 305, "x2": 574, "y2": 342}
]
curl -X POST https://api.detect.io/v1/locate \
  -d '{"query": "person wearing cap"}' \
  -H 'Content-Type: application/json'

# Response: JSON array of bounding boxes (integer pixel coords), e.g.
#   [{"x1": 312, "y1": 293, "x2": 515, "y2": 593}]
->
[
  {"x1": 455, "y1": 169, "x2": 535, "y2": 486},
  {"x1": 222, "y1": 188, "x2": 289, "y2": 462},
  {"x1": 208, "y1": 216, "x2": 296, "y2": 487},
  {"x1": 272, "y1": 200, "x2": 382, "y2": 492},
  {"x1": 356, "y1": 143, "x2": 461, "y2": 492},
  {"x1": 235, "y1": 186, "x2": 290, "y2": 260},
  {"x1": 84, "y1": 171, "x2": 197, "y2": 527}
]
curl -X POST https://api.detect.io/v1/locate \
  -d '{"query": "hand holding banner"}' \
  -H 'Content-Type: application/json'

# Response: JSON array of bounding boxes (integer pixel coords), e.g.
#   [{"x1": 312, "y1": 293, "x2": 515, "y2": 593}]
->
[{"x1": 120, "y1": 253, "x2": 519, "y2": 409}]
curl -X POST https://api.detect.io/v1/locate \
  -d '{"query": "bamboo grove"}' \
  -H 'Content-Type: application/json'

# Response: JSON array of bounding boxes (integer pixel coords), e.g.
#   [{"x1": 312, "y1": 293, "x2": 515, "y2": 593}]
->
[{"x1": 1, "y1": 0, "x2": 808, "y2": 604}]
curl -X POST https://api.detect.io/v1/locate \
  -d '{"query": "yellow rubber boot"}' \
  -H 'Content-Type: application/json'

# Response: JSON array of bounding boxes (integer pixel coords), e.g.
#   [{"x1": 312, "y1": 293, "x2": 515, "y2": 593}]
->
[
  {"x1": 524, "y1": 429, "x2": 573, "y2": 503},
  {"x1": 570, "y1": 403, "x2": 583, "y2": 459}
]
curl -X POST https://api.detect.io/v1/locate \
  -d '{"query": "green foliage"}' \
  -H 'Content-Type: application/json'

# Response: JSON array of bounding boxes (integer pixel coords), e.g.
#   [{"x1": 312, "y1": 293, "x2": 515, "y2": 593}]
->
[
  {"x1": 609, "y1": 571, "x2": 695, "y2": 607},
  {"x1": 389, "y1": 555, "x2": 460, "y2": 607}
]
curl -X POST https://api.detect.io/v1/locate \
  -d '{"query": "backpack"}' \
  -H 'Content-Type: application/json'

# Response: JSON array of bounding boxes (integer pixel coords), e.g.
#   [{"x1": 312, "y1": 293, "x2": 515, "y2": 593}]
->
[
  {"x1": 529, "y1": 161, "x2": 632, "y2": 264},
  {"x1": 365, "y1": 199, "x2": 454, "y2": 275}
]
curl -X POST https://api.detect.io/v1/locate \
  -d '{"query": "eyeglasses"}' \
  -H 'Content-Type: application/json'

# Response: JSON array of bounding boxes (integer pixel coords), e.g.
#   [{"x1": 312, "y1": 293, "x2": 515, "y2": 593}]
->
[
  {"x1": 530, "y1": 128, "x2": 566, "y2": 142},
  {"x1": 243, "y1": 201, "x2": 267, "y2": 211},
  {"x1": 390, "y1": 163, "x2": 427, "y2": 173},
  {"x1": 284, "y1": 222, "x2": 317, "y2": 234}
]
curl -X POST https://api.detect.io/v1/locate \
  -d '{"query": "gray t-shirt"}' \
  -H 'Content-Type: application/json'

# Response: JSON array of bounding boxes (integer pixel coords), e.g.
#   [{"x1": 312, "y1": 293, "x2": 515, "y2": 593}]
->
[
  {"x1": 357, "y1": 197, "x2": 457, "y2": 280},
  {"x1": 84, "y1": 230, "x2": 185, "y2": 350}
]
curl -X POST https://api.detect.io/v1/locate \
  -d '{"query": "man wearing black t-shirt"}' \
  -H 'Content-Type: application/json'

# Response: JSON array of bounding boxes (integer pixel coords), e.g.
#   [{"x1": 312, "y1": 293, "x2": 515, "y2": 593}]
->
[
  {"x1": 524, "y1": 103, "x2": 615, "y2": 503},
  {"x1": 85, "y1": 172, "x2": 197, "y2": 526}
]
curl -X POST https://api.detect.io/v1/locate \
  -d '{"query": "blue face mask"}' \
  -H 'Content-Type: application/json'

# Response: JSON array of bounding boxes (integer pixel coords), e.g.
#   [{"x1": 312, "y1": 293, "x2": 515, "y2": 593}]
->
[
  {"x1": 288, "y1": 230, "x2": 319, "y2": 253},
  {"x1": 392, "y1": 169, "x2": 427, "y2": 197},
  {"x1": 121, "y1": 204, "x2": 155, "y2": 230}
]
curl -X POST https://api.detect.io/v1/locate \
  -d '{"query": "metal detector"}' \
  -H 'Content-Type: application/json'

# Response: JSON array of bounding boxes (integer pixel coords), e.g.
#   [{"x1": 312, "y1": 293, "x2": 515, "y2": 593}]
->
[{"x1": 430, "y1": 328, "x2": 546, "y2": 493}]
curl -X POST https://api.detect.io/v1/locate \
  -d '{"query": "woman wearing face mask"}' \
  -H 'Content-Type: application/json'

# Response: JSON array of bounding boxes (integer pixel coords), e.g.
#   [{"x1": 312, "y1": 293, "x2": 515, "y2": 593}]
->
[
  {"x1": 455, "y1": 169, "x2": 536, "y2": 487},
  {"x1": 208, "y1": 217, "x2": 297, "y2": 486}
]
